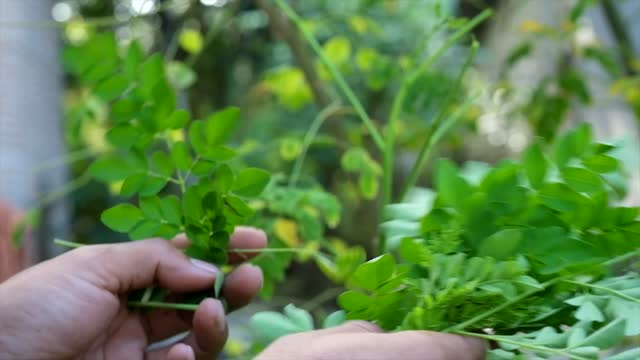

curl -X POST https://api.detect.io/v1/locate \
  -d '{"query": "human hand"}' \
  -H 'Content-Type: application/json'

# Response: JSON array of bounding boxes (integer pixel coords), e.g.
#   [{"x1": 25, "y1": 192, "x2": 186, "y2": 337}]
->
[
  {"x1": 255, "y1": 321, "x2": 486, "y2": 360},
  {"x1": 0, "y1": 227, "x2": 266, "y2": 360}
]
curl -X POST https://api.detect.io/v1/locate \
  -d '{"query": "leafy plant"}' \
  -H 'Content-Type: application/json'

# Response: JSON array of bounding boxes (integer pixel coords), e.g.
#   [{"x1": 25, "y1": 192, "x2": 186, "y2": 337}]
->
[
  {"x1": 248, "y1": 180, "x2": 347, "y2": 297},
  {"x1": 62, "y1": 33, "x2": 271, "y2": 307},
  {"x1": 339, "y1": 125, "x2": 640, "y2": 359}
]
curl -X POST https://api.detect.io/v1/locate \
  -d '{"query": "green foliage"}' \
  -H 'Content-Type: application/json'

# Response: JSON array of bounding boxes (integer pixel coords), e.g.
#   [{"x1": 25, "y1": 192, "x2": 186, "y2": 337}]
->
[
  {"x1": 248, "y1": 304, "x2": 346, "y2": 354},
  {"x1": 250, "y1": 304, "x2": 315, "y2": 343},
  {"x1": 341, "y1": 147, "x2": 382, "y2": 199},
  {"x1": 64, "y1": 33, "x2": 270, "y2": 265},
  {"x1": 341, "y1": 125, "x2": 640, "y2": 358},
  {"x1": 248, "y1": 181, "x2": 353, "y2": 298}
]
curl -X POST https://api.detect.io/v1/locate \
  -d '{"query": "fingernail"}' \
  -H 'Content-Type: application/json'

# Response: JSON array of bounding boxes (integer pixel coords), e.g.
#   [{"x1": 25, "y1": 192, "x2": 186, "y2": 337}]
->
[
  {"x1": 190, "y1": 258, "x2": 219, "y2": 274},
  {"x1": 212, "y1": 299, "x2": 228, "y2": 331}
]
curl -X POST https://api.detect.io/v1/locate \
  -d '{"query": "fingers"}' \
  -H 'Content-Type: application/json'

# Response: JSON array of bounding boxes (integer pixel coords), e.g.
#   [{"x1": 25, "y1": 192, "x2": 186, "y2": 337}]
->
[
  {"x1": 142, "y1": 261, "x2": 262, "y2": 342},
  {"x1": 147, "y1": 299, "x2": 227, "y2": 360},
  {"x1": 171, "y1": 234, "x2": 190, "y2": 250},
  {"x1": 324, "y1": 331, "x2": 486, "y2": 360},
  {"x1": 227, "y1": 226, "x2": 267, "y2": 264},
  {"x1": 181, "y1": 298, "x2": 228, "y2": 359},
  {"x1": 69, "y1": 239, "x2": 218, "y2": 294},
  {"x1": 222, "y1": 263, "x2": 263, "y2": 311},
  {"x1": 167, "y1": 344, "x2": 195, "y2": 360},
  {"x1": 256, "y1": 325, "x2": 487, "y2": 360},
  {"x1": 171, "y1": 226, "x2": 267, "y2": 264}
]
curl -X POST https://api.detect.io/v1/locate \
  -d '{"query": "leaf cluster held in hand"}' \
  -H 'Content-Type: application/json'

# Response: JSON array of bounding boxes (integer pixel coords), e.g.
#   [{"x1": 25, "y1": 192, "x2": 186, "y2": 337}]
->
[{"x1": 65, "y1": 33, "x2": 271, "y2": 265}]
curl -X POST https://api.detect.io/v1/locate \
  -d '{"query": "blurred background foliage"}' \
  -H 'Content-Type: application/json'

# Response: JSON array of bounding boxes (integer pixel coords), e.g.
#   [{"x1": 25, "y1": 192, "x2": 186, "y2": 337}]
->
[
  {"x1": 58, "y1": 0, "x2": 640, "y2": 296},
  {"x1": 7, "y1": 0, "x2": 639, "y2": 357}
]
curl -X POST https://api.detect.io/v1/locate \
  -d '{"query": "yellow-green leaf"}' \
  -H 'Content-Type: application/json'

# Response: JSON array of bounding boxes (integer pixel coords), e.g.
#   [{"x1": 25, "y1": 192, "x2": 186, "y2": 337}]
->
[
  {"x1": 179, "y1": 29, "x2": 204, "y2": 55},
  {"x1": 274, "y1": 218, "x2": 300, "y2": 247}
]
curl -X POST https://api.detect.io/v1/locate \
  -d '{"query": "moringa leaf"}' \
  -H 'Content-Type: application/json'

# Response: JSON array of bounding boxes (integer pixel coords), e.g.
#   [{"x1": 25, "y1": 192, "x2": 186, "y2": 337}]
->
[
  {"x1": 101, "y1": 204, "x2": 144, "y2": 233},
  {"x1": 232, "y1": 168, "x2": 271, "y2": 197}
]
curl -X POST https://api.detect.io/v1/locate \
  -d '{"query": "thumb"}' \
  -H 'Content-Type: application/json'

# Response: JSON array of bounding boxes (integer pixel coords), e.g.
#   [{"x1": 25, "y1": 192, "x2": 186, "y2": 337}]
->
[{"x1": 66, "y1": 239, "x2": 218, "y2": 294}]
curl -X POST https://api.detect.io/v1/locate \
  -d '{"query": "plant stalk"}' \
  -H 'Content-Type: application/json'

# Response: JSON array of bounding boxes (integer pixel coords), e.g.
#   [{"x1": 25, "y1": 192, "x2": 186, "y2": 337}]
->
[
  {"x1": 399, "y1": 42, "x2": 479, "y2": 200},
  {"x1": 273, "y1": 0, "x2": 385, "y2": 152},
  {"x1": 454, "y1": 331, "x2": 590, "y2": 360},
  {"x1": 289, "y1": 103, "x2": 347, "y2": 187},
  {"x1": 379, "y1": 10, "x2": 490, "y2": 254},
  {"x1": 565, "y1": 280, "x2": 640, "y2": 304},
  {"x1": 128, "y1": 301, "x2": 198, "y2": 311}
]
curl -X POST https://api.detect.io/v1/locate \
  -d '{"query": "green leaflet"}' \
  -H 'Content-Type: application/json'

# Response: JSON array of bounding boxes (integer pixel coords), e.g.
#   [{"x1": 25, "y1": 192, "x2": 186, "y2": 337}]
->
[
  {"x1": 250, "y1": 304, "x2": 314, "y2": 343},
  {"x1": 232, "y1": 168, "x2": 271, "y2": 197},
  {"x1": 101, "y1": 204, "x2": 144, "y2": 233}
]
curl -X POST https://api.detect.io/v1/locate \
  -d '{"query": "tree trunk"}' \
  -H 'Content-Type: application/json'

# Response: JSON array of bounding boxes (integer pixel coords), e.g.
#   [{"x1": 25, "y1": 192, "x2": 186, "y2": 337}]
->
[{"x1": 0, "y1": 0, "x2": 68, "y2": 271}]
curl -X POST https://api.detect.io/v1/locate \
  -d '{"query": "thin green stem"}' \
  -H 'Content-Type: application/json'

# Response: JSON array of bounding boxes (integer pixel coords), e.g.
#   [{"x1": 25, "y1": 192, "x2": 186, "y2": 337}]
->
[
  {"x1": 408, "y1": 19, "x2": 448, "y2": 62},
  {"x1": 147, "y1": 171, "x2": 181, "y2": 185},
  {"x1": 128, "y1": 301, "x2": 198, "y2": 311},
  {"x1": 454, "y1": 331, "x2": 590, "y2": 360},
  {"x1": 176, "y1": 172, "x2": 187, "y2": 193},
  {"x1": 379, "y1": 11, "x2": 490, "y2": 254},
  {"x1": 386, "y1": 8, "x2": 490, "y2": 148},
  {"x1": 411, "y1": 9, "x2": 491, "y2": 83},
  {"x1": 603, "y1": 248, "x2": 640, "y2": 266},
  {"x1": 289, "y1": 103, "x2": 347, "y2": 187},
  {"x1": 394, "y1": 41, "x2": 479, "y2": 200},
  {"x1": 399, "y1": 95, "x2": 477, "y2": 200},
  {"x1": 229, "y1": 247, "x2": 311, "y2": 254},
  {"x1": 183, "y1": 155, "x2": 200, "y2": 185},
  {"x1": 431, "y1": 39, "x2": 479, "y2": 130},
  {"x1": 565, "y1": 280, "x2": 640, "y2": 304},
  {"x1": 37, "y1": 172, "x2": 92, "y2": 209},
  {"x1": 54, "y1": 239, "x2": 86, "y2": 249},
  {"x1": 33, "y1": 149, "x2": 95, "y2": 174},
  {"x1": 273, "y1": 0, "x2": 385, "y2": 151},
  {"x1": 302, "y1": 287, "x2": 343, "y2": 312}
]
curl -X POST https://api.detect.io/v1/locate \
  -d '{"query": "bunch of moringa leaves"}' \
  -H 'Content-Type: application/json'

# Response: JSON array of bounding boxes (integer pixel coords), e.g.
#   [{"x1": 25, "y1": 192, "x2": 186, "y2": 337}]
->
[
  {"x1": 340, "y1": 124, "x2": 640, "y2": 359},
  {"x1": 63, "y1": 35, "x2": 270, "y2": 304}
]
